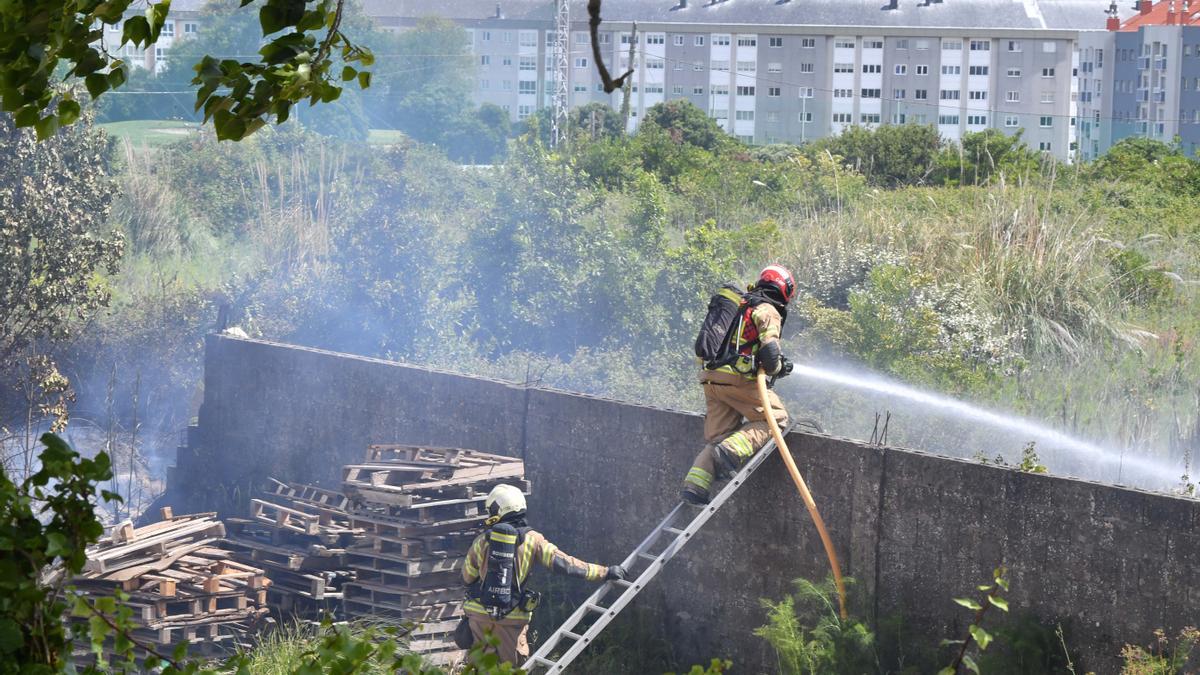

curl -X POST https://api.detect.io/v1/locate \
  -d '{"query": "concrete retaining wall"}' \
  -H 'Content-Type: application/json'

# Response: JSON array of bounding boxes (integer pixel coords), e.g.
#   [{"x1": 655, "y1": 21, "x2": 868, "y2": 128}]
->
[{"x1": 171, "y1": 334, "x2": 1200, "y2": 673}]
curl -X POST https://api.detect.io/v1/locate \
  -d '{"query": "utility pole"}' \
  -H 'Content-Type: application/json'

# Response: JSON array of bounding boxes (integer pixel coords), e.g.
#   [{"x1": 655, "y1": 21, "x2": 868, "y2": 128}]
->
[
  {"x1": 551, "y1": 0, "x2": 569, "y2": 148},
  {"x1": 620, "y1": 22, "x2": 637, "y2": 130}
]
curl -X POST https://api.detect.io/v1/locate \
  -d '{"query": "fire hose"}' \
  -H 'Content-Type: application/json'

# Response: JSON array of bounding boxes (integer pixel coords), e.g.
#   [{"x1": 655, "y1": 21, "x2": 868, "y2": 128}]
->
[{"x1": 756, "y1": 370, "x2": 848, "y2": 619}]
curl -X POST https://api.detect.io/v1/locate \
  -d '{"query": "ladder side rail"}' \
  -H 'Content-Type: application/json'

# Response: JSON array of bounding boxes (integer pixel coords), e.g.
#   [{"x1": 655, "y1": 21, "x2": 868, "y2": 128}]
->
[{"x1": 524, "y1": 422, "x2": 794, "y2": 673}]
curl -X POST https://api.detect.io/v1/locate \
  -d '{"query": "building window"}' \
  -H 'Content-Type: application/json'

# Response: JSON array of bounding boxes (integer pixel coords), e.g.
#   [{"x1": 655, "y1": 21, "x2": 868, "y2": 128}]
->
[
  {"x1": 800, "y1": 62, "x2": 814, "y2": 73},
  {"x1": 518, "y1": 105, "x2": 533, "y2": 119},
  {"x1": 835, "y1": 38, "x2": 855, "y2": 49},
  {"x1": 1040, "y1": 92, "x2": 1054, "y2": 103},
  {"x1": 799, "y1": 87, "x2": 813, "y2": 98},
  {"x1": 1007, "y1": 68, "x2": 1021, "y2": 77},
  {"x1": 519, "y1": 31, "x2": 537, "y2": 47},
  {"x1": 941, "y1": 65, "x2": 961, "y2": 75},
  {"x1": 1042, "y1": 67, "x2": 1055, "y2": 77},
  {"x1": 502, "y1": 80, "x2": 512, "y2": 90},
  {"x1": 714, "y1": 34, "x2": 730, "y2": 46},
  {"x1": 769, "y1": 37, "x2": 783, "y2": 48},
  {"x1": 938, "y1": 114, "x2": 960, "y2": 124},
  {"x1": 863, "y1": 64, "x2": 882, "y2": 74},
  {"x1": 694, "y1": 35, "x2": 706, "y2": 46},
  {"x1": 768, "y1": 87, "x2": 781, "y2": 97},
  {"x1": 712, "y1": 108, "x2": 728, "y2": 119},
  {"x1": 673, "y1": 35, "x2": 685, "y2": 46},
  {"x1": 970, "y1": 40, "x2": 990, "y2": 51},
  {"x1": 969, "y1": 90, "x2": 987, "y2": 100},
  {"x1": 834, "y1": 88, "x2": 853, "y2": 98},
  {"x1": 967, "y1": 114, "x2": 987, "y2": 125},
  {"x1": 599, "y1": 32, "x2": 611, "y2": 44},
  {"x1": 1039, "y1": 142, "x2": 1052, "y2": 151},
  {"x1": 644, "y1": 84, "x2": 664, "y2": 93},
  {"x1": 184, "y1": 22, "x2": 198, "y2": 34},
  {"x1": 896, "y1": 39, "x2": 909, "y2": 49},
  {"x1": 480, "y1": 55, "x2": 490, "y2": 65},
  {"x1": 1039, "y1": 116, "x2": 1053, "y2": 127},
  {"x1": 940, "y1": 89, "x2": 960, "y2": 100},
  {"x1": 1008, "y1": 40, "x2": 1022, "y2": 52},
  {"x1": 1006, "y1": 91, "x2": 1020, "y2": 102},
  {"x1": 767, "y1": 111, "x2": 780, "y2": 122},
  {"x1": 916, "y1": 65, "x2": 929, "y2": 75},
  {"x1": 161, "y1": 21, "x2": 174, "y2": 36},
  {"x1": 735, "y1": 110, "x2": 755, "y2": 121},
  {"x1": 519, "y1": 56, "x2": 536, "y2": 71},
  {"x1": 736, "y1": 85, "x2": 755, "y2": 96},
  {"x1": 864, "y1": 39, "x2": 884, "y2": 49},
  {"x1": 969, "y1": 65, "x2": 989, "y2": 75},
  {"x1": 480, "y1": 79, "x2": 489, "y2": 90},
  {"x1": 673, "y1": 85, "x2": 684, "y2": 95},
  {"x1": 737, "y1": 37, "x2": 757, "y2": 47},
  {"x1": 799, "y1": 111, "x2": 813, "y2": 123},
  {"x1": 518, "y1": 81, "x2": 536, "y2": 94},
  {"x1": 574, "y1": 32, "x2": 588, "y2": 45},
  {"x1": 895, "y1": 64, "x2": 907, "y2": 75},
  {"x1": 893, "y1": 88, "x2": 906, "y2": 99},
  {"x1": 768, "y1": 62, "x2": 782, "y2": 73},
  {"x1": 861, "y1": 88, "x2": 881, "y2": 98},
  {"x1": 1042, "y1": 41, "x2": 1056, "y2": 53},
  {"x1": 694, "y1": 86, "x2": 705, "y2": 95},
  {"x1": 861, "y1": 113, "x2": 881, "y2": 123},
  {"x1": 736, "y1": 60, "x2": 756, "y2": 72},
  {"x1": 1004, "y1": 114, "x2": 1019, "y2": 127},
  {"x1": 833, "y1": 113, "x2": 853, "y2": 123},
  {"x1": 801, "y1": 38, "x2": 815, "y2": 48},
  {"x1": 573, "y1": 83, "x2": 586, "y2": 92},
  {"x1": 834, "y1": 63, "x2": 854, "y2": 73},
  {"x1": 620, "y1": 32, "x2": 639, "y2": 45},
  {"x1": 914, "y1": 89, "x2": 928, "y2": 99},
  {"x1": 942, "y1": 40, "x2": 962, "y2": 50},
  {"x1": 712, "y1": 85, "x2": 729, "y2": 96},
  {"x1": 892, "y1": 113, "x2": 907, "y2": 123},
  {"x1": 711, "y1": 60, "x2": 730, "y2": 71},
  {"x1": 693, "y1": 60, "x2": 703, "y2": 71},
  {"x1": 647, "y1": 58, "x2": 664, "y2": 70},
  {"x1": 647, "y1": 33, "x2": 665, "y2": 45}
]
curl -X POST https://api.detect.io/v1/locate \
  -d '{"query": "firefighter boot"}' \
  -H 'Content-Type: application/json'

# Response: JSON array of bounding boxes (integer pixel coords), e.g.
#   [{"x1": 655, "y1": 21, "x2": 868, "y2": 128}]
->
[{"x1": 681, "y1": 484, "x2": 710, "y2": 506}]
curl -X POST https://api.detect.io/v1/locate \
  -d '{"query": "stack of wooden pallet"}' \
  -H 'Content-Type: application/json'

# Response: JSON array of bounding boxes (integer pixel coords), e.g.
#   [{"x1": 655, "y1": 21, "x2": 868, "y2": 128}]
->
[
  {"x1": 222, "y1": 478, "x2": 360, "y2": 617},
  {"x1": 341, "y1": 444, "x2": 529, "y2": 667},
  {"x1": 73, "y1": 509, "x2": 269, "y2": 659}
]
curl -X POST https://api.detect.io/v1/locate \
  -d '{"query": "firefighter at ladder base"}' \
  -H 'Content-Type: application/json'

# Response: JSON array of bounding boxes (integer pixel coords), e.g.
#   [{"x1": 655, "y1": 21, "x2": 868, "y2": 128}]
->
[
  {"x1": 461, "y1": 484, "x2": 626, "y2": 665},
  {"x1": 682, "y1": 265, "x2": 796, "y2": 505}
]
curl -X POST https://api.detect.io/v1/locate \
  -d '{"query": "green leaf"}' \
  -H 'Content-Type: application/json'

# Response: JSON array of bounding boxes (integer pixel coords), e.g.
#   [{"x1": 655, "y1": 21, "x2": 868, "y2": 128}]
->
[
  {"x1": 962, "y1": 654, "x2": 980, "y2": 674},
  {"x1": 987, "y1": 595, "x2": 1010, "y2": 612},
  {"x1": 996, "y1": 577, "x2": 1010, "y2": 592},
  {"x1": 341, "y1": 65, "x2": 356, "y2": 81},
  {"x1": 953, "y1": 597, "x2": 983, "y2": 611},
  {"x1": 0, "y1": 617, "x2": 22, "y2": 653},
  {"x1": 937, "y1": 668, "x2": 957, "y2": 675},
  {"x1": 969, "y1": 624, "x2": 993, "y2": 650},
  {"x1": 976, "y1": 584, "x2": 993, "y2": 592},
  {"x1": 85, "y1": 73, "x2": 110, "y2": 98},
  {"x1": 258, "y1": 5, "x2": 286, "y2": 35},
  {"x1": 14, "y1": 105, "x2": 39, "y2": 127},
  {"x1": 121, "y1": 15, "x2": 150, "y2": 46},
  {"x1": 357, "y1": 71, "x2": 371, "y2": 89},
  {"x1": 34, "y1": 115, "x2": 60, "y2": 140},
  {"x1": 107, "y1": 67, "x2": 127, "y2": 89},
  {"x1": 58, "y1": 99, "x2": 81, "y2": 126}
]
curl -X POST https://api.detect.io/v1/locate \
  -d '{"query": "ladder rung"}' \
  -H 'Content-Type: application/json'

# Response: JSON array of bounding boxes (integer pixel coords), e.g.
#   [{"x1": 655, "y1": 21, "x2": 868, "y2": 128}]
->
[
  {"x1": 663, "y1": 526, "x2": 686, "y2": 536},
  {"x1": 530, "y1": 656, "x2": 556, "y2": 667},
  {"x1": 610, "y1": 579, "x2": 633, "y2": 587},
  {"x1": 636, "y1": 552, "x2": 658, "y2": 562},
  {"x1": 584, "y1": 602, "x2": 607, "y2": 613},
  {"x1": 562, "y1": 630, "x2": 585, "y2": 641}
]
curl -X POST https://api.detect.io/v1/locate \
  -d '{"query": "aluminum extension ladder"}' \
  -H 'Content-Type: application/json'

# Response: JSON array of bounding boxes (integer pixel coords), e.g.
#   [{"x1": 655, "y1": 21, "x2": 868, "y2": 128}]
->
[{"x1": 520, "y1": 424, "x2": 795, "y2": 674}]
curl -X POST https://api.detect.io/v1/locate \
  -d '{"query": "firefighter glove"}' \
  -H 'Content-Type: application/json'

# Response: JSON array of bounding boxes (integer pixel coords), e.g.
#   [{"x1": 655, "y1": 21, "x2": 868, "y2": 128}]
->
[{"x1": 605, "y1": 565, "x2": 627, "y2": 581}]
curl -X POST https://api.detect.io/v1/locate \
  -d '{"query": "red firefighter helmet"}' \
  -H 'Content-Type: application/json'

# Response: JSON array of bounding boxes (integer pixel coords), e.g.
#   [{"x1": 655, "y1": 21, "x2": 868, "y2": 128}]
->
[{"x1": 757, "y1": 264, "x2": 796, "y2": 304}]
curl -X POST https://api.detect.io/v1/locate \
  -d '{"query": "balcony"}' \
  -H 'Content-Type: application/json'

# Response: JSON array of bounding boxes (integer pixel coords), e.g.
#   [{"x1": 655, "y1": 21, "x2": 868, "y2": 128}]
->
[{"x1": 1138, "y1": 57, "x2": 1151, "y2": 69}]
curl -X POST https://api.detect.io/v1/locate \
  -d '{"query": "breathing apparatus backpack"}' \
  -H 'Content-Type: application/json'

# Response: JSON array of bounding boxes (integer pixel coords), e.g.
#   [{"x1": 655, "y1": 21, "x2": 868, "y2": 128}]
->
[
  {"x1": 694, "y1": 284, "x2": 750, "y2": 370},
  {"x1": 477, "y1": 522, "x2": 521, "y2": 618}
]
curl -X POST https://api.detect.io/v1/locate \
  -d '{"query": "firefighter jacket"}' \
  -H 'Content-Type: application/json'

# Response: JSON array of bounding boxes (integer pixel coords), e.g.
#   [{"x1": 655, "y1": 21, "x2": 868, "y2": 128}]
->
[
  {"x1": 462, "y1": 528, "x2": 607, "y2": 621},
  {"x1": 702, "y1": 301, "x2": 784, "y2": 383}
]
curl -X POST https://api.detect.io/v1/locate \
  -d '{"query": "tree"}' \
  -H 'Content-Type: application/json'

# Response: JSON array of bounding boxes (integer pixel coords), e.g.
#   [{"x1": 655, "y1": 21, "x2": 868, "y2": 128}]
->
[
  {"x1": 0, "y1": 110, "x2": 124, "y2": 367},
  {"x1": 640, "y1": 99, "x2": 728, "y2": 151},
  {"x1": 0, "y1": 0, "x2": 373, "y2": 140},
  {"x1": 935, "y1": 129, "x2": 1041, "y2": 186},
  {"x1": 811, "y1": 124, "x2": 942, "y2": 187},
  {"x1": 1093, "y1": 137, "x2": 1200, "y2": 195}
]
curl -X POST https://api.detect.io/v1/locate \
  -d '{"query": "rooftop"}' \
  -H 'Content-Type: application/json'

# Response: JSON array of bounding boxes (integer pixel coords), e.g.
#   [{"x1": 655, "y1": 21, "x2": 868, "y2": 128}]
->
[{"x1": 1118, "y1": 0, "x2": 1200, "y2": 29}]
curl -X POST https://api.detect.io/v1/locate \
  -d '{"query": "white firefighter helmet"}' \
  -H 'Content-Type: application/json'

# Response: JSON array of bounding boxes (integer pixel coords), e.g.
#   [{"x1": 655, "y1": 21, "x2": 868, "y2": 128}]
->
[{"x1": 485, "y1": 484, "x2": 526, "y2": 520}]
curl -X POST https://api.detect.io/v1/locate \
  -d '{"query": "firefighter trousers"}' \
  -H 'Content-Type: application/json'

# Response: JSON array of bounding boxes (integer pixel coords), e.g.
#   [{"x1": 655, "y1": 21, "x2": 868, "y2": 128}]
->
[
  {"x1": 683, "y1": 379, "x2": 789, "y2": 497},
  {"x1": 467, "y1": 613, "x2": 530, "y2": 666}
]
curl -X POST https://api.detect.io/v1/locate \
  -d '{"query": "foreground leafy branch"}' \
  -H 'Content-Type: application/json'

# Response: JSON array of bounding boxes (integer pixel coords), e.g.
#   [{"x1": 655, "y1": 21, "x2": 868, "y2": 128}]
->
[
  {"x1": 0, "y1": 0, "x2": 373, "y2": 140},
  {"x1": 940, "y1": 566, "x2": 1010, "y2": 675}
]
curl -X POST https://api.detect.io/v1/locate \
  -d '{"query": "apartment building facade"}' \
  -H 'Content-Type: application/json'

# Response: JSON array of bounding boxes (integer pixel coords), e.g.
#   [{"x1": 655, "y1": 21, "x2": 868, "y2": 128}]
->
[
  {"x1": 1078, "y1": 0, "x2": 1200, "y2": 160},
  {"x1": 100, "y1": 0, "x2": 207, "y2": 73},
  {"x1": 364, "y1": 0, "x2": 1113, "y2": 160}
]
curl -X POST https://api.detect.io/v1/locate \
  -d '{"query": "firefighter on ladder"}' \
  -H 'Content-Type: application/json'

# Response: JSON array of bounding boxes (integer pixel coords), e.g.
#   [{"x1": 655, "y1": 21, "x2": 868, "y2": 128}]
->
[
  {"x1": 460, "y1": 484, "x2": 626, "y2": 665},
  {"x1": 682, "y1": 265, "x2": 796, "y2": 505}
]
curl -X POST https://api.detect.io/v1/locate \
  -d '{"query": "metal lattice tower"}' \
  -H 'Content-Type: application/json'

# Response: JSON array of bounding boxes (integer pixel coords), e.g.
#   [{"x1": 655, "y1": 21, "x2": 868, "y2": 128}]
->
[{"x1": 551, "y1": 0, "x2": 570, "y2": 147}]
